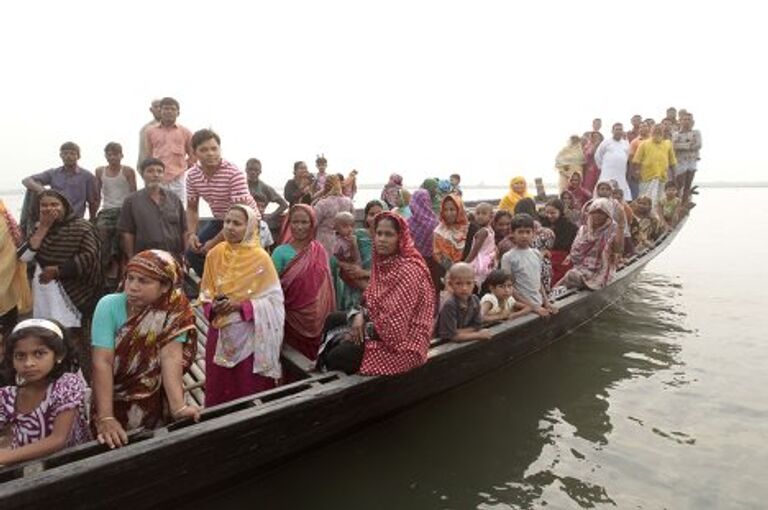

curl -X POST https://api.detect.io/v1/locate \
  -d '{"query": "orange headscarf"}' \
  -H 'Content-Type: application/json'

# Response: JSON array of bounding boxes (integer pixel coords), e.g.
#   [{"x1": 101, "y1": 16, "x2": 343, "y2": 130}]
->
[{"x1": 433, "y1": 194, "x2": 469, "y2": 266}]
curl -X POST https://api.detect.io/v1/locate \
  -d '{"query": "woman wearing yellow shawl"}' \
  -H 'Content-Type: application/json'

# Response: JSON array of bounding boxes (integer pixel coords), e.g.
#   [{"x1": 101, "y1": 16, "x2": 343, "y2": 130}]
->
[
  {"x1": 555, "y1": 135, "x2": 586, "y2": 192},
  {"x1": 499, "y1": 177, "x2": 533, "y2": 212},
  {"x1": 200, "y1": 204, "x2": 285, "y2": 406},
  {"x1": 0, "y1": 199, "x2": 31, "y2": 337}
]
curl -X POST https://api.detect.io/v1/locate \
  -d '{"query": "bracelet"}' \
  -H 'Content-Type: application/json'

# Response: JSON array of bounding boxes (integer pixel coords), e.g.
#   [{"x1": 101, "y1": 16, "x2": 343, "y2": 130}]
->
[
  {"x1": 98, "y1": 416, "x2": 117, "y2": 423},
  {"x1": 172, "y1": 404, "x2": 189, "y2": 416}
]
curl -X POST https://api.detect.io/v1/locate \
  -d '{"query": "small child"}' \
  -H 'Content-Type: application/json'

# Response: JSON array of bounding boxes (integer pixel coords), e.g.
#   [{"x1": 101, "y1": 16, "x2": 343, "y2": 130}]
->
[
  {"x1": 0, "y1": 319, "x2": 91, "y2": 466},
  {"x1": 464, "y1": 202, "x2": 497, "y2": 290},
  {"x1": 480, "y1": 269, "x2": 531, "y2": 323},
  {"x1": 500, "y1": 214, "x2": 558, "y2": 317},
  {"x1": 333, "y1": 211, "x2": 365, "y2": 290},
  {"x1": 252, "y1": 192, "x2": 275, "y2": 250},
  {"x1": 657, "y1": 181, "x2": 682, "y2": 229},
  {"x1": 631, "y1": 196, "x2": 663, "y2": 250},
  {"x1": 436, "y1": 263, "x2": 493, "y2": 342},
  {"x1": 449, "y1": 173, "x2": 463, "y2": 197}
]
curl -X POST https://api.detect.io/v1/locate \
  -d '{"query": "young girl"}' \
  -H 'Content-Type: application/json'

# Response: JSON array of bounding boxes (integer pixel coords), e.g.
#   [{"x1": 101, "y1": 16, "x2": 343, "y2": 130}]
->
[
  {"x1": 480, "y1": 270, "x2": 531, "y2": 323},
  {"x1": 464, "y1": 202, "x2": 496, "y2": 290},
  {"x1": 0, "y1": 319, "x2": 91, "y2": 466},
  {"x1": 333, "y1": 212, "x2": 365, "y2": 291}
]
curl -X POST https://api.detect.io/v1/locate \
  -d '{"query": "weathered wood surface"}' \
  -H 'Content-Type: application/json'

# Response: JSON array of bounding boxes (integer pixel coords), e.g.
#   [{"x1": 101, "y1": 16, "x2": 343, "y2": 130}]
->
[{"x1": 0, "y1": 218, "x2": 685, "y2": 510}]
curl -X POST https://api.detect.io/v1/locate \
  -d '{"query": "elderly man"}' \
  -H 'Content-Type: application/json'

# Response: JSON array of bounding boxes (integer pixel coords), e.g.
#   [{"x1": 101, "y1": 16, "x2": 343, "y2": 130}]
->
[{"x1": 595, "y1": 123, "x2": 631, "y2": 199}]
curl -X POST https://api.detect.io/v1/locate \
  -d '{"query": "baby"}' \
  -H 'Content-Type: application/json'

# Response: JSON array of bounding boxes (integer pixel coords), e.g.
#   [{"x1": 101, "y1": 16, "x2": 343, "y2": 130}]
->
[{"x1": 333, "y1": 211, "x2": 365, "y2": 289}]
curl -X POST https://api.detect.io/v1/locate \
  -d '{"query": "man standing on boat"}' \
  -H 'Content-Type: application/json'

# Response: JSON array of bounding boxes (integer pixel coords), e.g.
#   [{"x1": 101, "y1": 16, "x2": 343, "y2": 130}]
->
[
  {"x1": 22, "y1": 142, "x2": 99, "y2": 220},
  {"x1": 245, "y1": 158, "x2": 288, "y2": 220},
  {"x1": 595, "y1": 123, "x2": 632, "y2": 199},
  {"x1": 672, "y1": 112, "x2": 702, "y2": 204},
  {"x1": 626, "y1": 115, "x2": 642, "y2": 143},
  {"x1": 631, "y1": 125, "x2": 677, "y2": 207},
  {"x1": 144, "y1": 97, "x2": 195, "y2": 202},
  {"x1": 137, "y1": 99, "x2": 161, "y2": 169},
  {"x1": 185, "y1": 129, "x2": 260, "y2": 276}
]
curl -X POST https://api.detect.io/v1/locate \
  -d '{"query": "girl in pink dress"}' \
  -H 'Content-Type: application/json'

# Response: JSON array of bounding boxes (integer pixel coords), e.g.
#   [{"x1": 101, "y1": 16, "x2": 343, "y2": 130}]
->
[
  {"x1": 464, "y1": 202, "x2": 497, "y2": 290},
  {"x1": 0, "y1": 318, "x2": 91, "y2": 466}
]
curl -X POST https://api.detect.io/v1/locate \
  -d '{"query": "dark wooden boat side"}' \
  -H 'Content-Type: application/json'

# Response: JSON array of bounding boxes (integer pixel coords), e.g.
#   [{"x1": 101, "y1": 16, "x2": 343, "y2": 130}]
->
[{"x1": 0, "y1": 218, "x2": 686, "y2": 510}]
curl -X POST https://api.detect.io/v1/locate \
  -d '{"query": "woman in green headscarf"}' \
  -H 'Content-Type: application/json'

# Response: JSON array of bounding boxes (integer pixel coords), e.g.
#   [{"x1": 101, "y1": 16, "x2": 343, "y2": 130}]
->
[{"x1": 420, "y1": 178, "x2": 441, "y2": 213}]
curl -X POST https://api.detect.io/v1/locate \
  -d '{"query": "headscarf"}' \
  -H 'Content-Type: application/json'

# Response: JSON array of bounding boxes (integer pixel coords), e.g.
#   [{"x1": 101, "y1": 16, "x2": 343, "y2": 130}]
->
[
  {"x1": 381, "y1": 173, "x2": 403, "y2": 209},
  {"x1": 360, "y1": 212, "x2": 435, "y2": 375},
  {"x1": 407, "y1": 189, "x2": 439, "y2": 259},
  {"x1": 541, "y1": 199, "x2": 579, "y2": 251},
  {"x1": 110, "y1": 250, "x2": 197, "y2": 430},
  {"x1": 566, "y1": 172, "x2": 592, "y2": 209},
  {"x1": 33, "y1": 190, "x2": 102, "y2": 314},
  {"x1": 279, "y1": 204, "x2": 335, "y2": 360},
  {"x1": 420, "y1": 178, "x2": 441, "y2": 212},
  {"x1": 0, "y1": 200, "x2": 31, "y2": 316},
  {"x1": 433, "y1": 194, "x2": 469, "y2": 266},
  {"x1": 566, "y1": 198, "x2": 619, "y2": 289},
  {"x1": 201, "y1": 205, "x2": 284, "y2": 378},
  {"x1": 499, "y1": 177, "x2": 533, "y2": 212}
]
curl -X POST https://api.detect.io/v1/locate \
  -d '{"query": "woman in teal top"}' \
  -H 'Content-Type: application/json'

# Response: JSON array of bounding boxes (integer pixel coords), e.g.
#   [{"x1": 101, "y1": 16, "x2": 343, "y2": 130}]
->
[{"x1": 90, "y1": 250, "x2": 198, "y2": 449}]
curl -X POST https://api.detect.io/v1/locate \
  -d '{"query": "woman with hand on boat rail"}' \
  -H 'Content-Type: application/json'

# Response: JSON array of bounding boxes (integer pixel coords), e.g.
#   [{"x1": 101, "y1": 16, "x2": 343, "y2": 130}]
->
[
  {"x1": 199, "y1": 205, "x2": 284, "y2": 406},
  {"x1": 90, "y1": 250, "x2": 198, "y2": 449},
  {"x1": 320, "y1": 212, "x2": 435, "y2": 375},
  {"x1": 272, "y1": 205, "x2": 335, "y2": 360}
]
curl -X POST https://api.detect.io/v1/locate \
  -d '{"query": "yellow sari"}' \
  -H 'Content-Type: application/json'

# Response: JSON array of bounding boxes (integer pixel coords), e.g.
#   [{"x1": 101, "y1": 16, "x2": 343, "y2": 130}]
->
[
  {"x1": 0, "y1": 199, "x2": 31, "y2": 316},
  {"x1": 498, "y1": 177, "x2": 533, "y2": 212}
]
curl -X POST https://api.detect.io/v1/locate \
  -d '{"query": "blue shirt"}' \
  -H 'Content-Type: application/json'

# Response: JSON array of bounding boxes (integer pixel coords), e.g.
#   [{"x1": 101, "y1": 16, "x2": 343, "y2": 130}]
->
[
  {"x1": 31, "y1": 166, "x2": 97, "y2": 219},
  {"x1": 91, "y1": 293, "x2": 187, "y2": 349}
]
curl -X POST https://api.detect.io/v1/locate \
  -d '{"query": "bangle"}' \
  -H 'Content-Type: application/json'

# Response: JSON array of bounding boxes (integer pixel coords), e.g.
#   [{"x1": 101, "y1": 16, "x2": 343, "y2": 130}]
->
[
  {"x1": 98, "y1": 416, "x2": 117, "y2": 423},
  {"x1": 173, "y1": 404, "x2": 189, "y2": 416}
]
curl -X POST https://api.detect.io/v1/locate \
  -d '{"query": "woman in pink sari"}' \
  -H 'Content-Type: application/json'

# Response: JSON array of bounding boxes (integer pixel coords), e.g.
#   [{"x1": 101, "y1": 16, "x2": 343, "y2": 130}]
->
[
  {"x1": 271, "y1": 205, "x2": 335, "y2": 360},
  {"x1": 556, "y1": 198, "x2": 624, "y2": 290},
  {"x1": 581, "y1": 132, "x2": 602, "y2": 192}
]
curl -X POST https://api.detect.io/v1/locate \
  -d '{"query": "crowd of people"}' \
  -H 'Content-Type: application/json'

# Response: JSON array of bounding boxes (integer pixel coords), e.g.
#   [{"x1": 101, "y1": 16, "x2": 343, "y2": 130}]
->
[{"x1": 0, "y1": 100, "x2": 699, "y2": 466}]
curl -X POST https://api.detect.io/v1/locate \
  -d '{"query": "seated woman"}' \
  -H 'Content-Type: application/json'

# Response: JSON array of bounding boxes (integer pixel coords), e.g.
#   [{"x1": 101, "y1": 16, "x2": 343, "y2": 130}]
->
[
  {"x1": 498, "y1": 176, "x2": 532, "y2": 212},
  {"x1": 272, "y1": 205, "x2": 335, "y2": 361},
  {"x1": 319, "y1": 212, "x2": 436, "y2": 375},
  {"x1": 17, "y1": 190, "x2": 102, "y2": 379},
  {"x1": 0, "y1": 319, "x2": 91, "y2": 466},
  {"x1": 631, "y1": 195, "x2": 664, "y2": 250},
  {"x1": 566, "y1": 172, "x2": 592, "y2": 211},
  {"x1": 200, "y1": 205, "x2": 284, "y2": 407},
  {"x1": 0, "y1": 198, "x2": 31, "y2": 338},
  {"x1": 433, "y1": 194, "x2": 469, "y2": 277},
  {"x1": 556, "y1": 198, "x2": 624, "y2": 290},
  {"x1": 540, "y1": 198, "x2": 579, "y2": 285},
  {"x1": 91, "y1": 250, "x2": 199, "y2": 449}
]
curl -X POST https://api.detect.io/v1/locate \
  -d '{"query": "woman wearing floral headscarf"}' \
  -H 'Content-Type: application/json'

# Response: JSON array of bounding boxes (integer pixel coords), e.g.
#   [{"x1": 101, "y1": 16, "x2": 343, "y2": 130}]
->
[
  {"x1": 91, "y1": 249, "x2": 198, "y2": 449},
  {"x1": 200, "y1": 205, "x2": 284, "y2": 406}
]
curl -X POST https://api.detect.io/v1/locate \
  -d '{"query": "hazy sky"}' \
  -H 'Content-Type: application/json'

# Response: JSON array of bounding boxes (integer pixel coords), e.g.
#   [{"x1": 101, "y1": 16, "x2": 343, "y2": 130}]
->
[{"x1": 1, "y1": 0, "x2": 764, "y2": 192}]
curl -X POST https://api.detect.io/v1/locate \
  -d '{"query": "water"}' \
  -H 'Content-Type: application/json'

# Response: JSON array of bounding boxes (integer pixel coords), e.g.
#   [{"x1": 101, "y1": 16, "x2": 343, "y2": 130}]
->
[{"x1": 182, "y1": 188, "x2": 768, "y2": 509}]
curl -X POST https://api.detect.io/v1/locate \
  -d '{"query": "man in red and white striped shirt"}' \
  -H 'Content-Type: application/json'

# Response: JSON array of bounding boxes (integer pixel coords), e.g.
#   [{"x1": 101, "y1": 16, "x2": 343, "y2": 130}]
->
[{"x1": 185, "y1": 129, "x2": 259, "y2": 276}]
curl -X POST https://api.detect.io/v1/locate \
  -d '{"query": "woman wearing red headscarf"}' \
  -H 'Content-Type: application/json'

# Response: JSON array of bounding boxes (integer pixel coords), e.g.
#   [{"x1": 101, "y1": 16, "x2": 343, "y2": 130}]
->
[
  {"x1": 319, "y1": 212, "x2": 435, "y2": 375},
  {"x1": 271, "y1": 205, "x2": 335, "y2": 360}
]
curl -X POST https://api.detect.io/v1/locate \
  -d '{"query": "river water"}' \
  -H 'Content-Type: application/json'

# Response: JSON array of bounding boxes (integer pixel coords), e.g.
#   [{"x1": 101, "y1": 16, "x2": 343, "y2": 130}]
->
[{"x1": 183, "y1": 187, "x2": 768, "y2": 509}]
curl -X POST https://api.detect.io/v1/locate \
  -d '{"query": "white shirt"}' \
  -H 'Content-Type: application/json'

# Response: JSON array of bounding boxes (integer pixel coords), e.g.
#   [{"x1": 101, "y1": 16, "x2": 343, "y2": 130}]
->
[{"x1": 594, "y1": 137, "x2": 631, "y2": 197}]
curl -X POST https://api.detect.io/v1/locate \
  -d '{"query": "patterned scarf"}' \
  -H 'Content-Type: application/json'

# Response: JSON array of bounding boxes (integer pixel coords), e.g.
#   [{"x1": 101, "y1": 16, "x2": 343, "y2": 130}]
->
[{"x1": 407, "y1": 189, "x2": 438, "y2": 259}]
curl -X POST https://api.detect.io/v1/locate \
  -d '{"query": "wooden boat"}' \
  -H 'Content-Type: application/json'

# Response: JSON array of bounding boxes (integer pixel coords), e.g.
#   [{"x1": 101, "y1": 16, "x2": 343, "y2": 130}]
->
[{"x1": 0, "y1": 212, "x2": 686, "y2": 509}]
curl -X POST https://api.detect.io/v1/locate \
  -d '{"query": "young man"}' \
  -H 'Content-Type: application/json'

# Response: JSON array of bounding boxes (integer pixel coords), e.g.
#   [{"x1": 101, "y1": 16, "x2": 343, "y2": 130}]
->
[
  {"x1": 245, "y1": 158, "x2": 289, "y2": 221},
  {"x1": 94, "y1": 142, "x2": 137, "y2": 285},
  {"x1": 672, "y1": 113, "x2": 702, "y2": 203},
  {"x1": 144, "y1": 97, "x2": 195, "y2": 202},
  {"x1": 185, "y1": 129, "x2": 259, "y2": 276},
  {"x1": 22, "y1": 142, "x2": 98, "y2": 220},
  {"x1": 632, "y1": 125, "x2": 677, "y2": 207},
  {"x1": 500, "y1": 214, "x2": 558, "y2": 317},
  {"x1": 137, "y1": 99, "x2": 161, "y2": 169},
  {"x1": 117, "y1": 158, "x2": 187, "y2": 262},
  {"x1": 436, "y1": 263, "x2": 492, "y2": 342},
  {"x1": 594, "y1": 123, "x2": 631, "y2": 199},
  {"x1": 626, "y1": 115, "x2": 643, "y2": 143}
]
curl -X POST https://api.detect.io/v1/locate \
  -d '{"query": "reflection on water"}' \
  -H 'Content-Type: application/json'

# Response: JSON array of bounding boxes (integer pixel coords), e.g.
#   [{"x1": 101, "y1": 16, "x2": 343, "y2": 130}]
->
[{"x1": 189, "y1": 273, "x2": 690, "y2": 510}]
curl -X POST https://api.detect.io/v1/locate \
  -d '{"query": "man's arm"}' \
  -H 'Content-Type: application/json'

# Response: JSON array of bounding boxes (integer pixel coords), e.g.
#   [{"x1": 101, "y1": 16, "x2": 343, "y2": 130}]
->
[
  {"x1": 87, "y1": 174, "x2": 99, "y2": 220},
  {"x1": 122, "y1": 232, "x2": 136, "y2": 259},
  {"x1": 22, "y1": 169, "x2": 52, "y2": 193},
  {"x1": 268, "y1": 186, "x2": 289, "y2": 217}
]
